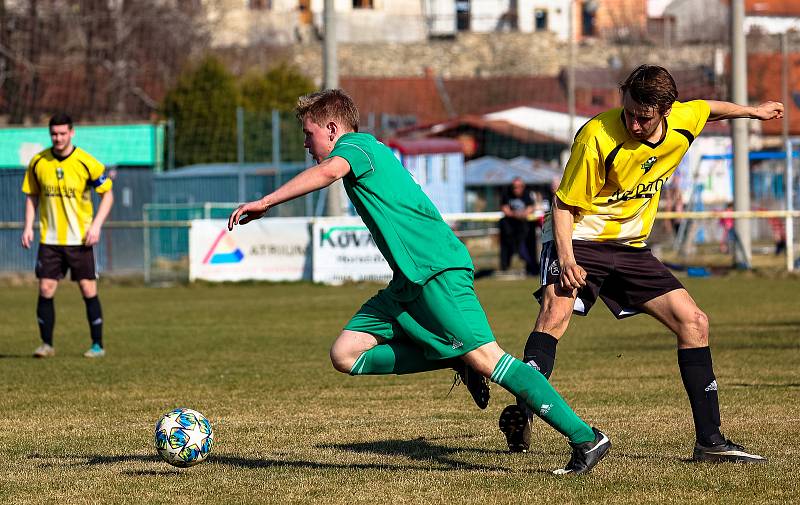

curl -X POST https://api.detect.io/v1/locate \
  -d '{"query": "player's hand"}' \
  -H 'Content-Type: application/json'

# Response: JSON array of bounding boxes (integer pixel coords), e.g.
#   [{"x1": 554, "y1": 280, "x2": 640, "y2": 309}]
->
[
  {"x1": 752, "y1": 101, "x2": 784, "y2": 121},
  {"x1": 21, "y1": 228, "x2": 34, "y2": 249},
  {"x1": 84, "y1": 225, "x2": 101, "y2": 246},
  {"x1": 228, "y1": 199, "x2": 269, "y2": 230},
  {"x1": 559, "y1": 260, "x2": 587, "y2": 291}
]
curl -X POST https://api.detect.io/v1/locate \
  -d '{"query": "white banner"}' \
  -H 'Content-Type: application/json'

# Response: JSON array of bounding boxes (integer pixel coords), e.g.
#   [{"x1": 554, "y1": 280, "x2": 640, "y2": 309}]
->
[
  {"x1": 312, "y1": 218, "x2": 393, "y2": 285},
  {"x1": 189, "y1": 219, "x2": 311, "y2": 282}
]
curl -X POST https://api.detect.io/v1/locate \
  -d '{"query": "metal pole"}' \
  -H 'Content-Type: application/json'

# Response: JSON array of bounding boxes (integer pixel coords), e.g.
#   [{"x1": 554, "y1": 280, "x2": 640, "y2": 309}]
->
[
  {"x1": 272, "y1": 109, "x2": 281, "y2": 186},
  {"x1": 782, "y1": 33, "x2": 793, "y2": 272},
  {"x1": 730, "y1": 0, "x2": 751, "y2": 268},
  {"x1": 567, "y1": 0, "x2": 576, "y2": 140},
  {"x1": 787, "y1": 138, "x2": 795, "y2": 272},
  {"x1": 323, "y1": 0, "x2": 338, "y2": 90},
  {"x1": 167, "y1": 118, "x2": 175, "y2": 171},
  {"x1": 323, "y1": 0, "x2": 344, "y2": 216},
  {"x1": 143, "y1": 206, "x2": 151, "y2": 284},
  {"x1": 236, "y1": 106, "x2": 245, "y2": 202}
]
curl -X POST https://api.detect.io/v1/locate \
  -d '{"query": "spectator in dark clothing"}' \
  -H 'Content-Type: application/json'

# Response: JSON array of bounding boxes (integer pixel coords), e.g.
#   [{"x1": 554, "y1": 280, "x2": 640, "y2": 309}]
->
[{"x1": 499, "y1": 177, "x2": 538, "y2": 275}]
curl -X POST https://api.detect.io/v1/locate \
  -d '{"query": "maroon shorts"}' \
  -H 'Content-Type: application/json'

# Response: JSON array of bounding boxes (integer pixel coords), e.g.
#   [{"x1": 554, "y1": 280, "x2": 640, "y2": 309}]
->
[
  {"x1": 36, "y1": 244, "x2": 97, "y2": 281},
  {"x1": 534, "y1": 240, "x2": 684, "y2": 319}
]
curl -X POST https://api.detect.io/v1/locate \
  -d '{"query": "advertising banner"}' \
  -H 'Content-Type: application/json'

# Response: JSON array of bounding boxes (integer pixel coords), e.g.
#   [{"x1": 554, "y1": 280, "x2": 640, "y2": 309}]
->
[
  {"x1": 189, "y1": 218, "x2": 311, "y2": 282},
  {"x1": 312, "y1": 218, "x2": 393, "y2": 285}
]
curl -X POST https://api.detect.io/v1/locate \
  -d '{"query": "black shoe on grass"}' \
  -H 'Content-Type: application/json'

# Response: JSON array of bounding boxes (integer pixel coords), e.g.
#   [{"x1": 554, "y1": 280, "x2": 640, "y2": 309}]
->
[
  {"x1": 692, "y1": 439, "x2": 766, "y2": 463},
  {"x1": 553, "y1": 427, "x2": 611, "y2": 475},
  {"x1": 499, "y1": 404, "x2": 531, "y2": 453},
  {"x1": 451, "y1": 364, "x2": 490, "y2": 409}
]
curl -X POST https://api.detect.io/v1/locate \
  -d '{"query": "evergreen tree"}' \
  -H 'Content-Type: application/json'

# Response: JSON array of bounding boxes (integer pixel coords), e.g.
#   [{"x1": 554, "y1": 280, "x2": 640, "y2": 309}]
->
[
  {"x1": 239, "y1": 63, "x2": 315, "y2": 163},
  {"x1": 162, "y1": 56, "x2": 239, "y2": 167}
]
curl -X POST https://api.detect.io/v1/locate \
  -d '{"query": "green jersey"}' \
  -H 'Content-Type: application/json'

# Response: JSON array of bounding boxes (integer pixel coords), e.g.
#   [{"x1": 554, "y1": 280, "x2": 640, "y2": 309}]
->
[{"x1": 328, "y1": 132, "x2": 473, "y2": 286}]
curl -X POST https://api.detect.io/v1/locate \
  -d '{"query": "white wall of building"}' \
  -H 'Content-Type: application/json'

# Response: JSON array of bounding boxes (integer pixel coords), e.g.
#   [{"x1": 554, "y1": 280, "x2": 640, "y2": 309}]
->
[
  {"x1": 398, "y1": 151, "x2": 466, "y2": 213},
  {"x1": 310, "y1": 0, "x2": 427, "y2": 43},
  {"x1": 745, "y1": 16, "x2": 800, "y2": 34},
  {"x1": 517, "y1": 0, "x2": 571, "y2": 39}
]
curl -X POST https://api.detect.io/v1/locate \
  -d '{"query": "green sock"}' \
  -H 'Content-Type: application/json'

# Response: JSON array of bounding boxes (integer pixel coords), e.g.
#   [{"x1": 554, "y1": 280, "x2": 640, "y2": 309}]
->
[
  {"x1": 350, "y1": 341, "x2": 454, "y2": 375},
  {"x1": 491, "y1": 353, "x2": 594, "y2": 444}
]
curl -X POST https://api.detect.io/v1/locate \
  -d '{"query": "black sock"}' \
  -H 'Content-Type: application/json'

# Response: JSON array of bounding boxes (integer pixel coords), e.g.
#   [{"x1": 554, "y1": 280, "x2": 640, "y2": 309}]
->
[
  {"x1": 522, "y1": 331, "x2": 559, "y2": 379},
  {"x1": 516, "y1": 331, "x2": 559, "y2": 414},
  {"x1": 37, "y1": 296, "x2": 55, "y2": 346},
  {"x1": 84, "y1": 296, "x2": 103, "y2": 348},
  {"x1": 678, "y1": 347, "x2": 724, "y2": 446}
]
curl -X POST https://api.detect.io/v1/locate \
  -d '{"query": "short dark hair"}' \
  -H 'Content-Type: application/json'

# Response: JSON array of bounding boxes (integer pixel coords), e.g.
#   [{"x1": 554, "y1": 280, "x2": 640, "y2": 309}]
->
[
  {"x1": 48, "y1": 113, "x2": 73, "y2": 129},
  {"x1": 619, "y1": 65, "x2": 678, "y2": 114},
  {"x1": 295, "y1": 89, "x2": 359, "y2": 132}
]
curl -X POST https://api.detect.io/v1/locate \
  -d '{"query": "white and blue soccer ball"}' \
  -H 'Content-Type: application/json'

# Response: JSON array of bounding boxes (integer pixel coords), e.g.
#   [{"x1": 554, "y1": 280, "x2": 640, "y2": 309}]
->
[{"x1": 154, "y1": 407, "x2": 213, "y2": 467}]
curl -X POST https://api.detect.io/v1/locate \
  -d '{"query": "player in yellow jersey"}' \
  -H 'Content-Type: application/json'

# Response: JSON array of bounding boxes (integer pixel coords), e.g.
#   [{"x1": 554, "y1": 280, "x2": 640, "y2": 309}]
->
[
  {"x1": 21, "y1": 113, "x2": 114, "y2": 359},
  {"x1": 498, "y1": 65, "x2": 783, "y2": 463}
]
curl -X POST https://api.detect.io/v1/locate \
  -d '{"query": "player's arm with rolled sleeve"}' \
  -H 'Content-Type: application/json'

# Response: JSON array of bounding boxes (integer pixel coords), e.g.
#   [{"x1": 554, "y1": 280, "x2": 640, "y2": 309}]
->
[
  {"x1": 20, "y1": 157, "x2": 40, "y2": 249},
  {"x1": 553, "y1": 141, "x2": 603, "y2": 290},
  {"x1": 85, "y1": 158, "x2": 114, "y2": 246},
  {"x1": 705, "y1": 99, "x2": 784, "y2": 122}
]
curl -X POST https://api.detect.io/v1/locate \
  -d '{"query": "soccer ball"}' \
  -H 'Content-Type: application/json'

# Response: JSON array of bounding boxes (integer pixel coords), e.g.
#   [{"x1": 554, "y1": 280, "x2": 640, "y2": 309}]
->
[{"x1": 154, "y1": 408, "x2": 214, "y2": 467}]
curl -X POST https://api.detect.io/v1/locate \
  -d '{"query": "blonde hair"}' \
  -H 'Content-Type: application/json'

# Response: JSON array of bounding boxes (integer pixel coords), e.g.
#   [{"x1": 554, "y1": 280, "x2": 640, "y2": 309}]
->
[{"x1": 295, "y1": 89, "x2": 359, "y2": 132}]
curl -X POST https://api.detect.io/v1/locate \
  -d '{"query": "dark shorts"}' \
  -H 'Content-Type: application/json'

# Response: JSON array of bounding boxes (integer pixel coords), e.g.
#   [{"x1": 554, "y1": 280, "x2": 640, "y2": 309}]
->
[
  {"x1": 534, "y1": 241, "x2": 684, "y2": 319},
  {"x1": 36, "y1": 244, "x2": 97, "y2": 281}
]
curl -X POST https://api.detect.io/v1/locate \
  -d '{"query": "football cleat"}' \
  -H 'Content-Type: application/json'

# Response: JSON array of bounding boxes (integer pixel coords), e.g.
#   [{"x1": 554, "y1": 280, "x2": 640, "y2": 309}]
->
[
  {"x1": 451, "y1": 364, "x2": 490, "y2": 409},
  {"x1": 83, "y1": 343, "x2": 106, "y2": 358},
  {"x1": 33, "y1": 343, "x2": 55, "y2": 358},
  {"x1": 499, "y1": 404, "x2": 531, "y2": 453},
  {"x1": 553, "y1": 427, "x2": 611, "y2": 475},
  {"x1": 692, "y1": 439, "x2": 766, "y2": 463}
]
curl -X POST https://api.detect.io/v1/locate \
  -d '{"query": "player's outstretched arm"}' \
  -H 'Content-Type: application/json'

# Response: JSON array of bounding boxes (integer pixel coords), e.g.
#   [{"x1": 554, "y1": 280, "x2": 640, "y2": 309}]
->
[
  {"x1": 228, "y1": 156, "x2": 351, "y2": 230},
  {"x1": 706, "y1": 100, "x2": 784, "y2": 122}
]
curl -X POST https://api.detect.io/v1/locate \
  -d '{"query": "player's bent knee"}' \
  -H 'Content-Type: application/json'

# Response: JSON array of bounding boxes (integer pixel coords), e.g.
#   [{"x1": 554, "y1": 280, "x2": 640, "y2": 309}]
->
[
  {"x1": 461, "y1": 342, "x2": 505, "y2": 378},
  {"x1": 693, "y1": 310, "x2": 710, "y2": 343},
  {"x1": 329, "y1": 344, "x2": 355, "y2": 374}
]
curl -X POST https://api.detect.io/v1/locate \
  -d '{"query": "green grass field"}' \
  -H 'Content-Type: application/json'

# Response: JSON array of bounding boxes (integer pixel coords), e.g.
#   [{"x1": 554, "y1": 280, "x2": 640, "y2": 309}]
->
[{"x1": 1, "y1": 277, "x2": 798, "y2": 504}]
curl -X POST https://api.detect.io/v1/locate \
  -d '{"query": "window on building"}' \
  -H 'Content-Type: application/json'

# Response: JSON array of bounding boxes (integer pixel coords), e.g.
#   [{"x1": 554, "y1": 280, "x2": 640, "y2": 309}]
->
[
  {"x1": 353, "y1": 0, "x2": 374, "y2": 8},
  {"x1": 582, "y1": 1, "x2": 597, "y2": 37},
  {"x1": 425, "y1": 156, "x2": 434, "y2": 184},
  {"x1": 534, "y1": 9, "x2": 548, "y2": 31},
  {"x1": 456, "y1": 0, "x2": 470, "y2": 31},
  {"x1": 248, "y1": 0, "x2": 270, "y2": 9}
]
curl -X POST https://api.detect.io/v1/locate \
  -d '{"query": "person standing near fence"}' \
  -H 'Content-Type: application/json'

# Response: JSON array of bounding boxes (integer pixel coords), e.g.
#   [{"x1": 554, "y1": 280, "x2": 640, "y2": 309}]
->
[
  {"x1": 499, "y1": 177, "x2": 539, "y2": 275},
  {"x1": 20, "y1": 113, "x2": 114, "y2": 358},
  {"x1": 498, "y1": 65, "x2": 783, "y2": 463}
]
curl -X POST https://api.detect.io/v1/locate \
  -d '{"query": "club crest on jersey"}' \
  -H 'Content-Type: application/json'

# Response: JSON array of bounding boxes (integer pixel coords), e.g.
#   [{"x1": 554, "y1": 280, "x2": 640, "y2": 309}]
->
[
  {"x1": 56, "y1": 167, "x2": 64, "y2": 180},
  {"x1": 641, "y1": 156, "x2": 657, "y2": 174}
]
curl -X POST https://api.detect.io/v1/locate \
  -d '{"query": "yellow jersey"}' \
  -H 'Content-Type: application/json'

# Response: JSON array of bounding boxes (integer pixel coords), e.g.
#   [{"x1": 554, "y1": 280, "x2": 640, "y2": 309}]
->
[
  {"x1": 21, "y1": 146, "x2": 113, "y2": 246},
  {"x1": 546, "y1": 100, "x2": 710, "y2": 247}
]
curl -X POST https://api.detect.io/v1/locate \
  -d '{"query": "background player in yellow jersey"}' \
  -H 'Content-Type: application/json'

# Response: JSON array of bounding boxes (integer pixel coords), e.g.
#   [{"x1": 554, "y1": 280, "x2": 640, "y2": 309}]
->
[
  {"x1": 21, "y1": 113, "x2": 114, "y2": 358},
  {"x1": 498, "y1": 65, "x2": 783, "y2": 463}
]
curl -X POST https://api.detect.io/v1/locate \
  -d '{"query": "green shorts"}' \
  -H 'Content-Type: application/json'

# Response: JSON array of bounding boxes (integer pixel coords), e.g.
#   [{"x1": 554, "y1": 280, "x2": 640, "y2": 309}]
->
[{"x1": 344, "y1": 268, "x2": 496, "y2": 360}]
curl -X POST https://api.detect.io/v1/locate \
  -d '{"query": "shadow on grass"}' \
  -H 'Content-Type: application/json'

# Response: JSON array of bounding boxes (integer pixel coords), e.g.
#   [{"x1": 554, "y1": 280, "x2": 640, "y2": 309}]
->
[
  {"x1": 728, "y1": 382, "x2": 800, "y2": 389},
  {"x1": 317, "y1": 437, "x2": 515, "y2": 472},
  {"x1": 28, "y1": 447, "x2": 526, "y2": 473},
  {"x1": 0, "y1": 353, "x2": 31, "y2": 359}
]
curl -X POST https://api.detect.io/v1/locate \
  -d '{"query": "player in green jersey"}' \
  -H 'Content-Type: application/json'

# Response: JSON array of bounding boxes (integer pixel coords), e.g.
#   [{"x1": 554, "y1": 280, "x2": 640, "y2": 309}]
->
[{"x1": 228, "y1": 89, "x2": 611, "y2": 475}]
